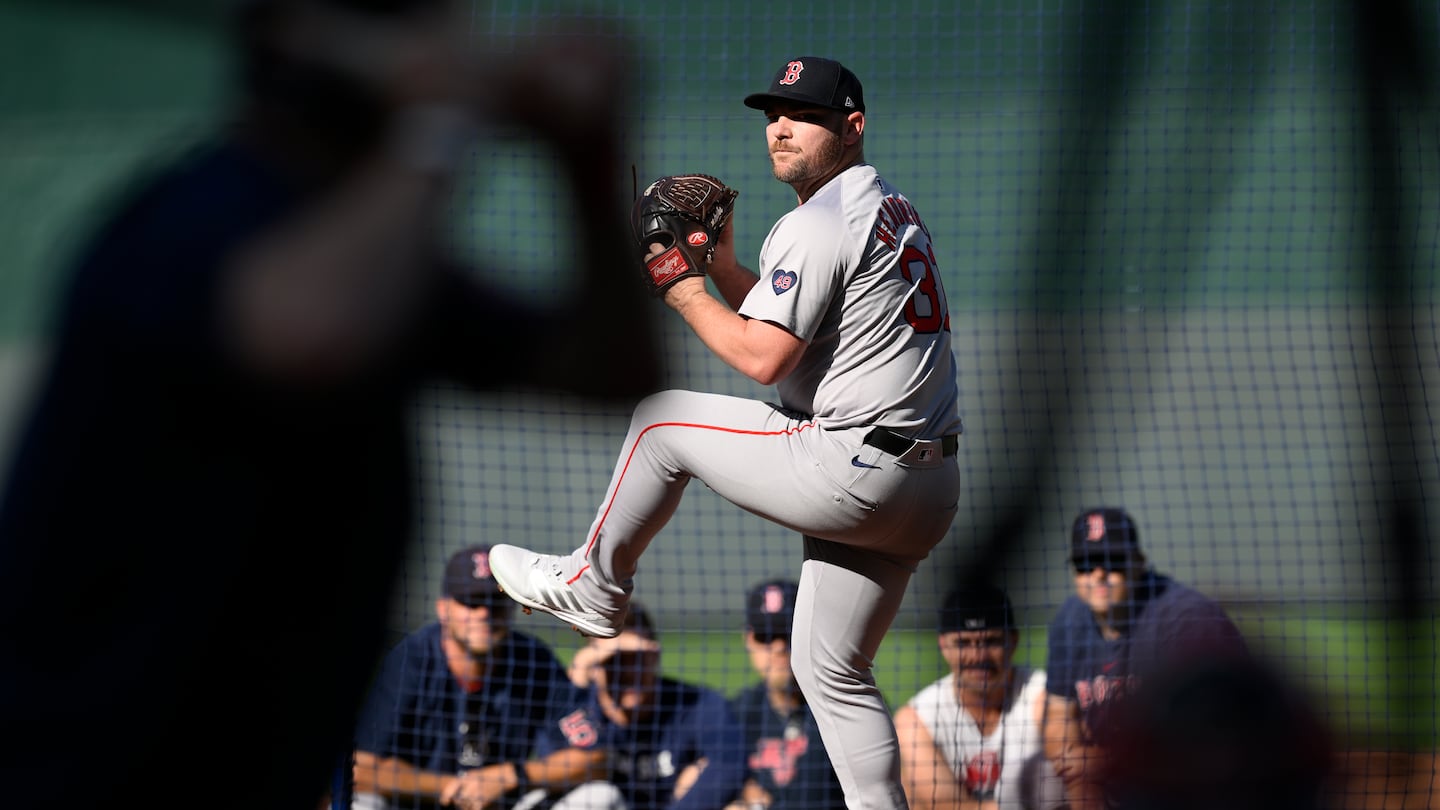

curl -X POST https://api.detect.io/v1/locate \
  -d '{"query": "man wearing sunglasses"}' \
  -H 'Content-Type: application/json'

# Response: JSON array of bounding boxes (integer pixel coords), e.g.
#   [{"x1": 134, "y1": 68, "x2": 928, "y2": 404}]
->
[
  {"x1": 727, "y1": 578, "x2": 845, "y2": 810},
  {"x1": 895, "y1": 584, "x2": 1061, "y2": 810},
  {"x1": 1042, "y1": 508, "x2": 1248, "y2": 810}
]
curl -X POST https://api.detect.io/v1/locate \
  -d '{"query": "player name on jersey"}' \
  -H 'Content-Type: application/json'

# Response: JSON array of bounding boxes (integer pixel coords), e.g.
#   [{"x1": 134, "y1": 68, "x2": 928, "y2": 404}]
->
[{"x1": 873, "y1": 195, "x2": 932, "y2": 252}]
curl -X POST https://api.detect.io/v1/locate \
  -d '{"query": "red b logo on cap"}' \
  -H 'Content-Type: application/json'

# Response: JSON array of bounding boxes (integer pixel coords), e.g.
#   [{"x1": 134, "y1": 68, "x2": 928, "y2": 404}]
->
[
  {"x1": 1086, "y1": 513, "x2": 1106, "y2": 542},
  {"x1": 780, "y1": 61, "x2": 804, "y2": 85},
  {"x1": 764, "y1": 585, "x2": 785, "y2": 613}
]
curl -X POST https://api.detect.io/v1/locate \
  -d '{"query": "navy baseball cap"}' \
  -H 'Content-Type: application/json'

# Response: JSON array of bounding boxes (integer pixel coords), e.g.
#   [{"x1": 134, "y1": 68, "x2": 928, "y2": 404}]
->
[
  {"x1": 744, "y1": 56, "x2": 866, "y2": 114},
  {"x1": 745, "y1": 578, "x2": 799, "y2": 638},
  {"x1": 938, "y1": 584, "x2": 1015, "y2": 633},
  {"x1": 1071, "y1": 507, "x2": 1142, "y2": 565},
  {"x1": 443, "y1": 545, "x2": 504, "y2": 607},
  {"x1": 621, "y1": 601, "x2": 658, "y2": 639}
]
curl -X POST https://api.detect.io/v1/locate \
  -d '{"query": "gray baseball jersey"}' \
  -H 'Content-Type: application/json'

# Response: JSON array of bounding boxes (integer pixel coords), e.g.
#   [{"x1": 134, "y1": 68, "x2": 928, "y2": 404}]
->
[
  {"x1": 561, "y1": 162, "x2": 963, "y2": 810},
  {"x1": 741, "y1": 163, "x2": 963, "y2": 436}
]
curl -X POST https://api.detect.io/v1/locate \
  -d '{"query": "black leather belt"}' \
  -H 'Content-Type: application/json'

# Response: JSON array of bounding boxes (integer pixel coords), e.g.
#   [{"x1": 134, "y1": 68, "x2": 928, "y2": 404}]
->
[{"x1": 863, "y1": 428, "x2": 958, "y2": 457}]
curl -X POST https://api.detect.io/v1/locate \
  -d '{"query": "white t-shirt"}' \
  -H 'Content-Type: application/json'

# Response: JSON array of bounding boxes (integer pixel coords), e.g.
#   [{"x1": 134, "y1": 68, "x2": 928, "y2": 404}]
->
[{"x1": 906, "y1": 667, "x2": 1047, "y2": 810}]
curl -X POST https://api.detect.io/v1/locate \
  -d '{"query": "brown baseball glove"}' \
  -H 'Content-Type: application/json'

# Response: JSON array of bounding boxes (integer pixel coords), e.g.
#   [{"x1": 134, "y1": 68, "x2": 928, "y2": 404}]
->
[{"x1": 631, "y1": 174, "x2": 739, "y2": 296}]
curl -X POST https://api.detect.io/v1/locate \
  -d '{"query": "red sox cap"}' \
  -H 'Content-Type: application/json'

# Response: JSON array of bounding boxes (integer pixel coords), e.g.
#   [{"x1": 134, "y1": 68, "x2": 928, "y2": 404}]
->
[
  {"x1": 744, "y1": 56, "x2": 866, "y2": 114},
  {"x1": 745, "y1": 578, "x2": 799, "y2": 638},
  {"x1": 443, "y1": 544, "x2": 504, "y2": 607},
  {"x1": 1071, "y1": 507, "x2": 1142, "y2": 565}
]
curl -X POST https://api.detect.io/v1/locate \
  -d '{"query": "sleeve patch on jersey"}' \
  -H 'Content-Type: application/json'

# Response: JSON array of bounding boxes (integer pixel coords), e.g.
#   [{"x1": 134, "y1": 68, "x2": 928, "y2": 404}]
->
[{"x1": 770, "y1": 269, "x2": 798, "y2": 295}]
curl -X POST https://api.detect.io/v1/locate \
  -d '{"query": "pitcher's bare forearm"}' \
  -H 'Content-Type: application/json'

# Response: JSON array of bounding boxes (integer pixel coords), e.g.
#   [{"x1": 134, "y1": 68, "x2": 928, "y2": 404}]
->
[{"x1": 663, "y1": 278, "x2": 805, "y2": 384}]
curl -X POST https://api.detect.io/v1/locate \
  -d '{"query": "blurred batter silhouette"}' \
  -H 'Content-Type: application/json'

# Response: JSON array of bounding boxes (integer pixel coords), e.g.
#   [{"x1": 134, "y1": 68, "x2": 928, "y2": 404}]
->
[{"x1": 0, "y1": 2, "x2": 656, "y2": 807}]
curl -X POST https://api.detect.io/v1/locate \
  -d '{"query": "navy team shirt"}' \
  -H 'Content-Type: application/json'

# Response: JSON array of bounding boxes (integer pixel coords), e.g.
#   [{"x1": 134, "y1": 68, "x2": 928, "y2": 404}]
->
[
  {"x1": 354, "y1": 624, "x2": 580, "y2": 789},
  {"x1": 730, "y1": 684, "x2": 845, "y2": 810},
  {"x1": 1045, "y1": 570, "x2": 1247, "y2": 745},
  {"x1": 536, "y1": 677, "x2": 746, "y2": 810}
]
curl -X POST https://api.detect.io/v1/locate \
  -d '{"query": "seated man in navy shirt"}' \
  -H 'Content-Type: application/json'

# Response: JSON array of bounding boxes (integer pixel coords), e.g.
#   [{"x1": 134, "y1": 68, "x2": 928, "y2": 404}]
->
[
  {"x1": 728, "y1": 578, "x2": 845, "y2": 810},
  {"x1": 352, "y1": 545, "x2": 581, "y2": 810},
  {"x1": 1042, "y1": 508, "x2": 1248, "y2": 810},
  {"x1": 531, "y1": 603, "x2": 747, "y2": 810}
]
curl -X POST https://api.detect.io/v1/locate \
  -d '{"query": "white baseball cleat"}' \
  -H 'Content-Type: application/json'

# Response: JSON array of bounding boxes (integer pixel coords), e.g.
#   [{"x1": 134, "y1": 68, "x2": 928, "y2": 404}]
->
[{"x1": 488, "y1": 544, "x2": 623, "y2": 638}]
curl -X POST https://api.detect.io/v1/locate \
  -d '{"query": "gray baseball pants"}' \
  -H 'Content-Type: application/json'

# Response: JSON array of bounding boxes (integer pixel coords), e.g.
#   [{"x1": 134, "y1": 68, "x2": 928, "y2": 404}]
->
[{"x1": 562, "y1": 389, "x2": 961, "y2": 810}]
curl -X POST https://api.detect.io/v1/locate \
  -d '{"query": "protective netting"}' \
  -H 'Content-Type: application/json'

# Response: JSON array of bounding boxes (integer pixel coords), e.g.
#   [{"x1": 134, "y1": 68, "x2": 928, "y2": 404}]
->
[{"x1": 0, "y1": 2, "x2": 1434, "y2": 808}]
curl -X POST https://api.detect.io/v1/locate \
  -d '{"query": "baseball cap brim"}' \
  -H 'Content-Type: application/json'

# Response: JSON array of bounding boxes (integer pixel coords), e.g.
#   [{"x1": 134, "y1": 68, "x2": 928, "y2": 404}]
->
[
  {"x1": 743, "y1": 90, "x2": 852, "y2": 111},
  {"x1": 448, "y1": 589, "x2": 507, "y2": 609}
]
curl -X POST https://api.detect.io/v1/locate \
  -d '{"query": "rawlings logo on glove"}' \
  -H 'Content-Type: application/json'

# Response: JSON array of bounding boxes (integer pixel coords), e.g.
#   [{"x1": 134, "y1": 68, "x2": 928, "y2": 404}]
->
[{"x1": 632, "y1": 174, "x2": 739, "y2": 296}]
